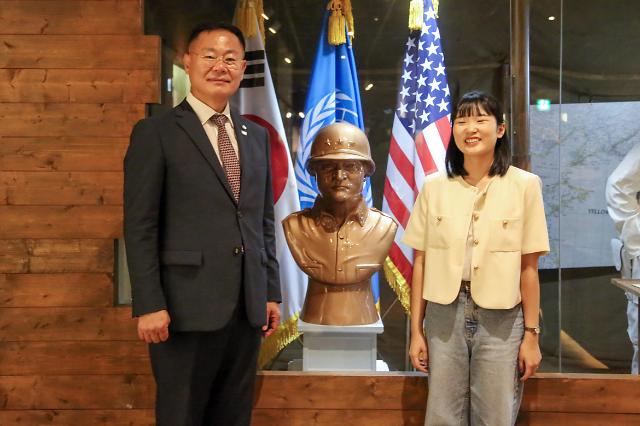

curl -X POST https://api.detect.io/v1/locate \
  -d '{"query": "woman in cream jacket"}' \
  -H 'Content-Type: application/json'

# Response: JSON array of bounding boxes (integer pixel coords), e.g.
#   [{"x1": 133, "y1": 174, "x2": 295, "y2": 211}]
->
[{"x1": 404, "y1": 91, "x2": 550, "y2": 426}]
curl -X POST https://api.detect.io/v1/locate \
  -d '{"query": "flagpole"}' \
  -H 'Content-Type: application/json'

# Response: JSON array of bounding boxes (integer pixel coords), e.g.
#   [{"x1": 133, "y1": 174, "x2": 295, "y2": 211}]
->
[{"x1": 510, "y1": 0, "x2": 531, "y2": 171}]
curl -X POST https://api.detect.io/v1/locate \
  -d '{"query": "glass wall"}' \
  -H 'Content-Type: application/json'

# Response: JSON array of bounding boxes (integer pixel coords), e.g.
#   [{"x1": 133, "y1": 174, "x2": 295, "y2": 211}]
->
[
  {"x1": 531, "y1": 0, "x2": 640, "y2": 373},
  {"x1": 138, "y1": 0, "x2": 640, "y2": 373}
]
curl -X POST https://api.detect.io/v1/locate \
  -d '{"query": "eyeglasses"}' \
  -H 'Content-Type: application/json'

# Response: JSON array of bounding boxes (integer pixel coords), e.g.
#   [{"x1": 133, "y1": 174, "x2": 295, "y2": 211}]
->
[{"x1": 189, "y1": 52, "x2": 244, "y2": 70}]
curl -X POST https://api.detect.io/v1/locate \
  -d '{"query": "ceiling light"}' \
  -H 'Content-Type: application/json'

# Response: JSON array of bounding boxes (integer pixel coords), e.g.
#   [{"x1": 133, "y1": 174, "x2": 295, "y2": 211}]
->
[
  {"x1": 261, "y1": 13, "x2": 270, "y2": 21},
  {"x1": 284, "y1": 57, "x2": 292, "y2": 64},
  {"x1": 548, "y1": 16, "x2": 556, "y2": 21},
  {"x1": 365, "y1": 83, "x2": 374, "y2": 91},
  {"x1": 298, "y1": 112, "x2": 305, "y2": 118},
  {"x1": 268, "y1": 27, "x2": 277, "y2": 34},
  {"x1": 285, "y1": 112, "x2": 292, "y2": 119}
]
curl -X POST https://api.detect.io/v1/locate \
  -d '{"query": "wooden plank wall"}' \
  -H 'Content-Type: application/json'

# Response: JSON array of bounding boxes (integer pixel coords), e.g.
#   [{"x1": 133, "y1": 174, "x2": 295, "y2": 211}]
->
[
  {"x1": 251, "y1": 373, "x2": 640, "y2": 426},
  {"x1": 0, "y1": 0, "x2": 159, "y2": 424}
]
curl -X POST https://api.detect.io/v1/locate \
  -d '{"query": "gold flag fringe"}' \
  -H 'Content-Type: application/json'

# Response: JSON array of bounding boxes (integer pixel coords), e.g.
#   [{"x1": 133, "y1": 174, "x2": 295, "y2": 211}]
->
[
  {"x1": 383, "y1": 256, "x2": 411, "y2": 314},
  {"x1": 258, "y1": 311, "x2": 301, "y2": 368},
  {"x1": 327, "y1": 0, "x2": 355, "y2": 46},
  {"x1": 408, "y1": 0, "x2": 441, "y2": 30},
  {"x1": 234, "y1": 0, "x2": 266, "y2": 44},
  {"x1": 408, "y1": 0, "x2": 424, "y2": 30}
]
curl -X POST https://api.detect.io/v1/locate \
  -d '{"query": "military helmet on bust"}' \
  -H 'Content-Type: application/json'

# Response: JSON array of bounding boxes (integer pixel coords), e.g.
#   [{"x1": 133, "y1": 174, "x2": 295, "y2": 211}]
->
[{"x1": 306, "y1": 122, "x2": 375, "y2": 176}]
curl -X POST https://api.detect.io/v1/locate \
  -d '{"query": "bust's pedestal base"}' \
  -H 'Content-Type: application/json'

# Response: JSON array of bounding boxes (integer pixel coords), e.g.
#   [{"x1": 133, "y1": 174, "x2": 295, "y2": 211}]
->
[{"x1": 297, "y1": 319, "x2": 384, "y2": 371}]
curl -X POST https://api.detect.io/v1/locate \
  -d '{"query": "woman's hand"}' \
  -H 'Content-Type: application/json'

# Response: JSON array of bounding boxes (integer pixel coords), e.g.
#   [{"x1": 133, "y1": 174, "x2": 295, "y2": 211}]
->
[
  {"x1": 409, "y1": 333, "x2": 429, "y2": 373},
  {"x1": 518, "y1": 333, "x2": 541, "y2": 381}
]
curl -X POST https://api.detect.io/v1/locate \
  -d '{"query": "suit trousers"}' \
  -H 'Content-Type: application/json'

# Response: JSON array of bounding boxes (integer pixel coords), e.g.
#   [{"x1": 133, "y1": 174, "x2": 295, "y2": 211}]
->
[{"x1": 149, "y1": 306, "x2": 261, "y2": 426}]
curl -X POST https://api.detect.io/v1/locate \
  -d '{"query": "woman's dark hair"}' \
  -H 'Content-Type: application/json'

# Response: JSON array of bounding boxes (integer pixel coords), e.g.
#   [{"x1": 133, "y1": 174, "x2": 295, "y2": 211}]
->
[
  {"x1": 444, "y1": 90, "x2": 511, "y2": 178},
  {"x1": 186, "y1": 22, "x2": 246, "y2": 52}
]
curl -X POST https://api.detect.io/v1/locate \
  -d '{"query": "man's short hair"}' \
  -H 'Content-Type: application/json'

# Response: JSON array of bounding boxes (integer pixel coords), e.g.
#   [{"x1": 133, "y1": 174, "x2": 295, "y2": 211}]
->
[{"x1": 186, "y1": 22, "x2": 246, "y2": 52}]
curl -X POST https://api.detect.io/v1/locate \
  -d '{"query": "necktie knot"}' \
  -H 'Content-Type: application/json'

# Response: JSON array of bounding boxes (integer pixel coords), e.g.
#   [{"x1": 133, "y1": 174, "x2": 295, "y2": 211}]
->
[{"x1": 212, "y1": 114, "x2": 227, "y2": 128}]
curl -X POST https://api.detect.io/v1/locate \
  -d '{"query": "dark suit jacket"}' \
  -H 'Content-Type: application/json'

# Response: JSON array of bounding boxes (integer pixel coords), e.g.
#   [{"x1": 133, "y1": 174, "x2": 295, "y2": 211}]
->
[{"x1": 124, "y1": 100, "x2": 281, "y2": 331}]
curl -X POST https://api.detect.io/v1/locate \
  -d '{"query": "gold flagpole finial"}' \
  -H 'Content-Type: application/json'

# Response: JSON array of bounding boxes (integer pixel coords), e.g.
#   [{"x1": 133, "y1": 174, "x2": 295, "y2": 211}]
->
[
  {"x1": 327, "y1": 0, "x2": 355, "y2": 46},
  {"x1": 234, "y1": 0, "x2": 266, "y2": 44}
]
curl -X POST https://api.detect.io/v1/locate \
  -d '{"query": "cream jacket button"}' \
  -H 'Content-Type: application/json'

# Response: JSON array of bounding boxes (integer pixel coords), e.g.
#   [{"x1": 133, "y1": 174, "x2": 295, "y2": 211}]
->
[
  {"x1": 503, "y1": 220, "x2": 508, "y2": 226},
  {"x1": 473, "y1": 266, "x2": 479, "y2": 271},
  {"x1": 473, "y1": 213, "x2": 479, "y2": 221},
  {"x1": 473, "y1": 239, "x2": 479, "y2": 246},
  {"x1": 437, "y1": 216, "x2": 442, "y2": 222}
]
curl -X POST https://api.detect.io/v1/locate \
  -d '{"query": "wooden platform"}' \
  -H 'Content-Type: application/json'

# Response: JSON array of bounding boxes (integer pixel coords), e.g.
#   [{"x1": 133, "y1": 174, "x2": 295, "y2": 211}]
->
[{"x1": 1, "y1": 372, "x2": 638, "y2": 425}]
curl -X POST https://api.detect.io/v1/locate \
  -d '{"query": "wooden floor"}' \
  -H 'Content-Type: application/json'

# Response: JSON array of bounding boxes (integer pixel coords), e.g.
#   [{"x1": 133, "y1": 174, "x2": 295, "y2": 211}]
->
[{"x1": 1, "y1": 372, "x2": 638, "y2": 425}]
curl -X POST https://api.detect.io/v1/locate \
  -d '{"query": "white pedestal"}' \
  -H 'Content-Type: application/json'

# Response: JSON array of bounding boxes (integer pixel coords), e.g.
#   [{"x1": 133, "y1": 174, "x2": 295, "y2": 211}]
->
[{"x1": 297, "y1": 318, "x2": 384, "y2": 371}]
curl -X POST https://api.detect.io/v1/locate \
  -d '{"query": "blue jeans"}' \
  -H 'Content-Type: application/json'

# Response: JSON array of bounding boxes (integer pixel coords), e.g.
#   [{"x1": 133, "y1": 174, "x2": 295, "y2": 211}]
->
[{"x1": 424, "y1": 283, "x2": 524, "y2": 426}]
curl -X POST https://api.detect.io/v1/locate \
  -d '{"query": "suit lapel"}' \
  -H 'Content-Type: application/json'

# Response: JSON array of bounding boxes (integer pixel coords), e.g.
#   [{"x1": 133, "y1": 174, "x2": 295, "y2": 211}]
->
[
  {"x1": 232, "y1": 111, "x2": 256, "y2": 207},
  {"x1": 175, "y1": 100, "x2": 236, "y2": 204}
]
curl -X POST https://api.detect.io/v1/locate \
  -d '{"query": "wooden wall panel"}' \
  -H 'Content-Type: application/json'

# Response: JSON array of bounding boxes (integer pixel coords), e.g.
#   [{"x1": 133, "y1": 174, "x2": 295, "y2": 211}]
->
[
  {"x1": 253, "y1": 373, "x2": 427, "y2": 410},
  {"x1": 0, "y1": 273, "x2": 113, "y2": 307},
  {"x1": 0, "y1": 137, "x2": 128, "y2": 172},
  {"x1": 0, "y1": 373, "x2": 638, "y2": 425},
  {"x1": 253, "y1": 409, "x2": 426, "y2": 426},
  {"x1": 0, "y1": 375, "x2": 155, "y2": 409},
  {"x1": 0, "y1": 172, "x2": 123, "y2": 205},
  {"x1": 521, "y1": 374, "x2": 640, "y2": 414},
  {"x1": 0, "y1": 239, "x2": 113, "y2": 273},
  {"x1": 0, "y1": 307, "x2": 137, "y2": 341},
  {"x1": 0, "y1": 103, "x2": 144, "y2": 137},
  {"x1": 0, "y1": 35, "x2": 159, "y2": 69},
  {"x1": 0, "y1": 1, "x2": 158, "y2": 424},
  {"x1": 516, "y1": 412, "x2": 640, "y2": 426},
  {"x1": 0, "y1": 206, "x2": 122, "y2": 238},
  {"x1": 0, "y1": 69, "x2": 159, "y2": 103},
  {"x1": 0, "y1": 1, "x2": 142, "y2": 35},
  {"x1": 0, "y1": 410, "x2": 637, "y2": 426},
  {"x1": 0, "y1": 342, "x2": 149, "y2": 375},
  {"x1": 0, "y1": 239, "x2": 30, "y2": 273},
  {"x1": 0, "y1": 410, "x2": 154, "y2": 426}
]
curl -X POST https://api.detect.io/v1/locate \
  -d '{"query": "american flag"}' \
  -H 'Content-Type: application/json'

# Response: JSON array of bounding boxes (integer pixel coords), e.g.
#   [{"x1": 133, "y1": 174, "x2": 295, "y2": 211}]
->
[{"x1": 382, "y1": 0, "x2": 451, "y2": 312}]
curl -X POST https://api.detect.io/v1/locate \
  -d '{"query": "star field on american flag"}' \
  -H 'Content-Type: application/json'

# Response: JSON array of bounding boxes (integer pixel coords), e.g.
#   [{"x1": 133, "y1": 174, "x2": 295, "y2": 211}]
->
[{"x1": 396, "y1": 6, "x2": 451, "y2": 136}]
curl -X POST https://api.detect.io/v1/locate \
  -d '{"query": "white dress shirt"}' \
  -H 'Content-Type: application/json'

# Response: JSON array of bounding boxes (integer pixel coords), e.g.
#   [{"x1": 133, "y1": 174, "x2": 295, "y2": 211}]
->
[{"x1": 186, "y1": 92, "x2": 240, "y2": 165}]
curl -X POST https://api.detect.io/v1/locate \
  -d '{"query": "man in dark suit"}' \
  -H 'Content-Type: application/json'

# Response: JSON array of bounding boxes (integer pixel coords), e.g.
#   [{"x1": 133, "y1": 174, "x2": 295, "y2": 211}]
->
[{"x1": 124, "y1": 22, "x2": 281, "y2": 426}]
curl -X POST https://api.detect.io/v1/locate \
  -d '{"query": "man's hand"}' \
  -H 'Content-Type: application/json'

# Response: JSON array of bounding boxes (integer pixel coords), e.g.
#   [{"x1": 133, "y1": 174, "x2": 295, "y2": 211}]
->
[
  {"x1": 262, "y1": 302, "x2": 281, "y2": 337},
  {"x1": 137, "y1": 309, "x2": 171, "y2": 343}
]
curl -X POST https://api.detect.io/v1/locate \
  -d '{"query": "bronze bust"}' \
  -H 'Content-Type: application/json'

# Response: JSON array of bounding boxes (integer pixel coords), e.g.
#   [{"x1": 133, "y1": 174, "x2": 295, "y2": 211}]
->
[{"x1": 283, "y1": 122, "x2": 398, "y2": 325}]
